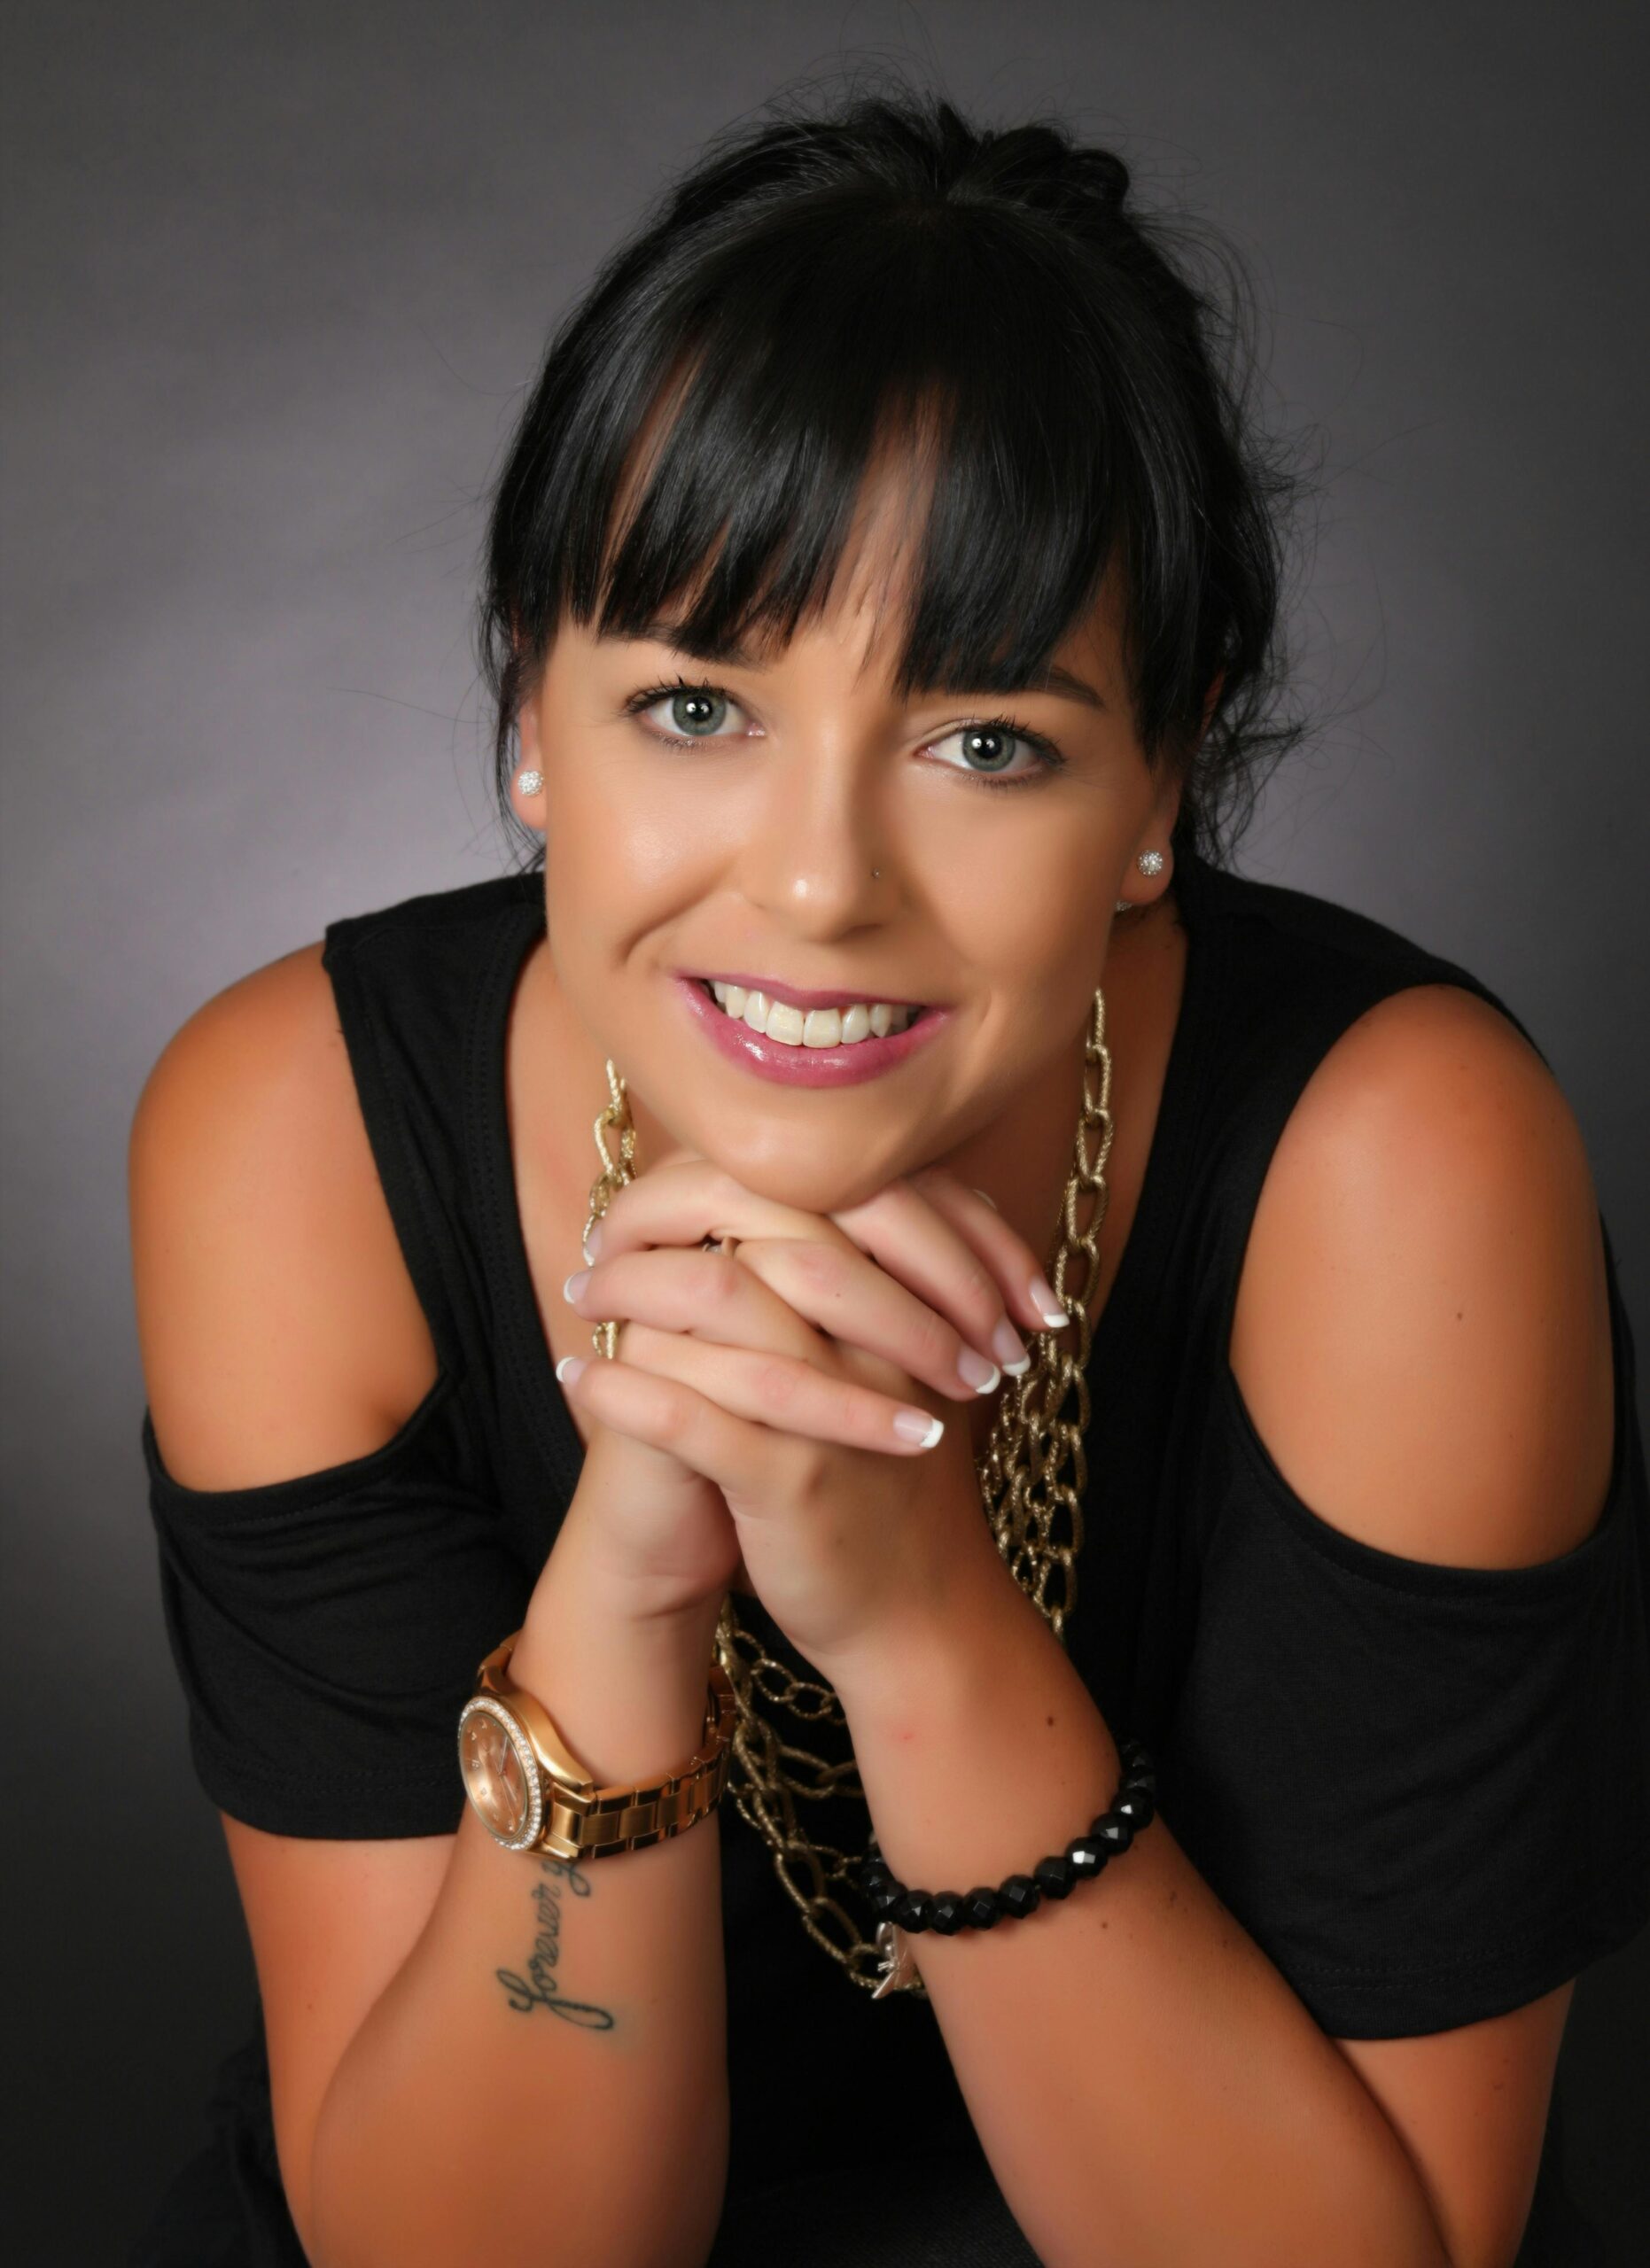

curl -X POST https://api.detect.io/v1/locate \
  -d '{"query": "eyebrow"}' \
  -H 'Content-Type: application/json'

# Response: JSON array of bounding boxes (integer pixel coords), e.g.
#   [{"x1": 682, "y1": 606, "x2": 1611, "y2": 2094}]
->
[{"x1": 611, "y1": 620, "x2": 1109, "y2": 713}]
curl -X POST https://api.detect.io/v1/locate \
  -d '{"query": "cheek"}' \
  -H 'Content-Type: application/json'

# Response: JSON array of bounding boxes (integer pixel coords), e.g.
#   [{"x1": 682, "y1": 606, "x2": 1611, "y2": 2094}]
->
[
  {"x1": 543, "y1": 768, "x2": 718, "y2": 948},
  {"x1": 940, "y1": 821, "x2": 1109, "y2": 995},
  {"x1": 542, "y1": 788, "x2": 685, "y2": 957},
  {"x1": 930, "y1": 832, "x2": 1115, "y2": 1113}
]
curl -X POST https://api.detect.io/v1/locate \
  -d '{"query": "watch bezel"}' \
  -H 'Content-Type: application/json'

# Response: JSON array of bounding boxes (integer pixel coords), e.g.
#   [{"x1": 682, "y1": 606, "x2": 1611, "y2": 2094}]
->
[{"x1": 457, "y1": 1693, "x2": 544, "y2": 1852}]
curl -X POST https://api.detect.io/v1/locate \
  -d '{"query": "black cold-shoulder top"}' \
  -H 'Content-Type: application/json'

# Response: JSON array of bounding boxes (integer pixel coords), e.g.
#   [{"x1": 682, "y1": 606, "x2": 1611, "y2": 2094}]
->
[{"x1": 131, "y1": 844, "x2": 1650, "y2": 2267}]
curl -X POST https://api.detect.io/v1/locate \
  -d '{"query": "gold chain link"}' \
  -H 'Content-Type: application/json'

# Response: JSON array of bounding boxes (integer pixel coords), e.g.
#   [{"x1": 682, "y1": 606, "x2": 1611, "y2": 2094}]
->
[{"x1": 580, "y1": 990, "x2": 1114, "y2": 1998}]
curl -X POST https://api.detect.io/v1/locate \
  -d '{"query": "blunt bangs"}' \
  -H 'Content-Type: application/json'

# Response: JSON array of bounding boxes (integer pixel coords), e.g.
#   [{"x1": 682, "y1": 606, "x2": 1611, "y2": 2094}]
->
[
  {"x1": 577, "y1": 207, "x2": 1143, "y2": 703},
  {"x1": 479, "y1": 83, "x2": 1307, "y2": 873}
]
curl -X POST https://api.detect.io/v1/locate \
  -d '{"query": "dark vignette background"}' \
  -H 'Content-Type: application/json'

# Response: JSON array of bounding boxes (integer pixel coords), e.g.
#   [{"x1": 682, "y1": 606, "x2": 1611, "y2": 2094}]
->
[{"x1": 2, "y1": 3, "x2": 1646, "y2": 2259}]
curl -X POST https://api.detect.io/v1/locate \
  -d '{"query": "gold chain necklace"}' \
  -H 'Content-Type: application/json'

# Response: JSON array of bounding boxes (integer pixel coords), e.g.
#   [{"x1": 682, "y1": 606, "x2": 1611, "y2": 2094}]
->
[{"x1": 580, "y1": 988, "x2": 1115, "y2": 1999}]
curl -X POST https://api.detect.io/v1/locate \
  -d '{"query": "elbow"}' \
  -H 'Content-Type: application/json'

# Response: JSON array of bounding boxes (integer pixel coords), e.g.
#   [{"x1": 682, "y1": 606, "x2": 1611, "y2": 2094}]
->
[{"x1": 303, "y1": 2087, "x2": 729, "y2": 2268}]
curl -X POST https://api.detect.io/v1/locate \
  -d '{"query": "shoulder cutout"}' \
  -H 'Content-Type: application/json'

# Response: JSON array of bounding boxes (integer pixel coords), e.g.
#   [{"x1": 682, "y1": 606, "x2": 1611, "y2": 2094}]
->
[
  {"x1": 129, "y1": 940, "x2": 442, "y2": 1490},
  {"x1": 1227, "y1": 982, "x2": 1615, "y2": 1570}
]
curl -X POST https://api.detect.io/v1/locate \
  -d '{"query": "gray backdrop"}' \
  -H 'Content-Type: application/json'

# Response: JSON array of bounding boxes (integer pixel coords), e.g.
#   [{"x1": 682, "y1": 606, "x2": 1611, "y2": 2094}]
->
[{"x1": 3, "y1": 3, "x2": 1646, "y2": 2259}]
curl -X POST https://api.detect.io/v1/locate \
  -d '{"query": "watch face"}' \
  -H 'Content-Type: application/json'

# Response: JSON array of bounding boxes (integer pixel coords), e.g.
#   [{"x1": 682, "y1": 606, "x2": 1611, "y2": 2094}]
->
[{"x1": 458, "y1": 1699, "x2": 539, "y2": 1847}]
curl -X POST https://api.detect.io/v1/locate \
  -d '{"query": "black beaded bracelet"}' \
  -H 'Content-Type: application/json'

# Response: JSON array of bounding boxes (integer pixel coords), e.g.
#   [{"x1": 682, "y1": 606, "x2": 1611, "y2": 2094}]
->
[{"x1": 859, "y1": 1738, "x2": 1157, "y2": 1935}]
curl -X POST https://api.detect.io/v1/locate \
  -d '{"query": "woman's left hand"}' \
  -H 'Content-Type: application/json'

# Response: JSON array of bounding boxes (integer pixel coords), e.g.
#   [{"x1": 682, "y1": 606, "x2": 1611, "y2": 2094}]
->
[{"x1": 556, "y1": 1156, "x2": 1063, "y2": 1682}]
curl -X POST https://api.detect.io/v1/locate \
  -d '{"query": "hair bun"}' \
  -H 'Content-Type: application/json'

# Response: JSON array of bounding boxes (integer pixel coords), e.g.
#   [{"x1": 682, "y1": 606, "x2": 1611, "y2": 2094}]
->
[
  {"x1": 1066, "y1": 146, "x2": 1130, "y2": 213},
  {"x1": 961, "y1": 114, "x2": 1131, "y2": 222}
]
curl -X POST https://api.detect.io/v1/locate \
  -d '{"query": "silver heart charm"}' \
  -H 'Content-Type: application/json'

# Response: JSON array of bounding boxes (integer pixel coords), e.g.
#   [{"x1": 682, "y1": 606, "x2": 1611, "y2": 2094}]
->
[{"x1": 870, "y1": 1918, "x2": 921, "y2": 1999}]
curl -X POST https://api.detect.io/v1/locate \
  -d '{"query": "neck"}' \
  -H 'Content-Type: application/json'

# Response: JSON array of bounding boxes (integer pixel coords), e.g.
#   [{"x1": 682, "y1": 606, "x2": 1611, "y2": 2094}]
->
[
  {"x1": 948, "y1": 892, "x2": 1186, "y2": 1458},
  {"x1": 942, "y1": 891, "x2": 1180, "y2": 1290}
]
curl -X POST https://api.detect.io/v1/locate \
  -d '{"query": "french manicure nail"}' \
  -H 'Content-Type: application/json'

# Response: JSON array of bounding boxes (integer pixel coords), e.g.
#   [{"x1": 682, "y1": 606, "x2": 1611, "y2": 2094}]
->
[
  {"x1": 1030, "y1": 1273, "x2": 1070, "y2": 1329},
  {"x1": 582, "y1": 1221, "x2": 603, "y2": 1262},
  {"x1": 563, "y1": 1269, "x2": 590, "y2": 1303},
  {"x1": 956, "y1": 1347, "x2": 1000, "y2": 1394},
  {"x1": 555, "y1": 1355, "x2": 588, "y2": 1387},
  {"x1": 991, "y1": 1316, "x2": 1031, "y2": 1373},
  {"x1": 892, "y1": 1408, "x2": 945, "y2": 1448}
]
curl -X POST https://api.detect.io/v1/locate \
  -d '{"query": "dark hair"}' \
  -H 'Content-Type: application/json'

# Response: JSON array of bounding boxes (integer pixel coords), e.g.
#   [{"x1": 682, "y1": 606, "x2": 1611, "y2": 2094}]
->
[{"x1": 477, "y1": 75, "x2": 1310, "y2": 875}]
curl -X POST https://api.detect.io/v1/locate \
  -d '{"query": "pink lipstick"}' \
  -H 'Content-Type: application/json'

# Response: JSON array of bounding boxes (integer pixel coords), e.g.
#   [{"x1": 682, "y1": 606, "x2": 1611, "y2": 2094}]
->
[{"x1": 673, "y1": 975, "x2": 950, "y2": 1087}]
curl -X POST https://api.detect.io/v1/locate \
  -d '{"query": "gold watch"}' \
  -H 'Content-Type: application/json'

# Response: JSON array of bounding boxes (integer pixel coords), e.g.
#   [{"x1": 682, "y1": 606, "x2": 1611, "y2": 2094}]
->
[{"x1": 457, "y1": 1627, "x2": 735, "y2": 1860}]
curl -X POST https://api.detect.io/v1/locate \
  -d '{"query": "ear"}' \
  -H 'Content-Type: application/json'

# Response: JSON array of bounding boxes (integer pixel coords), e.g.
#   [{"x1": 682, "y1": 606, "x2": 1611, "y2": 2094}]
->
[
  {"x1": 517, "y1": 681, "x2": 541, "y2": 764},
  {"x1": 507, "y1": 686, "x2": 547, "y2": 832},
  {"x1": 1198, "y1": 668, "x2": 1226, "y2": 746},
  {"x1": 1153, "y1": 765, "x2": 1187, "y2": 842}
]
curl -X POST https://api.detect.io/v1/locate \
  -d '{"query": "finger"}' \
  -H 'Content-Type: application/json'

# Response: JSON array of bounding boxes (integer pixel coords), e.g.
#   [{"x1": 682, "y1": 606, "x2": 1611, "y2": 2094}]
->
[
  {"x1": 583, "y1": 1153, "x2": 1057, "y2": 1376},
  {"x1": 564, "y1": 1244, "x2": 824, "y2": 1366},
  {"x1": 825, "y1": 1171, "x2": 1061, "y2": 1368},
  {"x1": 566, "y1": 1239, "x2": 1008, "y2": 1403},
  {"x1": 577, "y1": 1323, "x2": 947, "y2": 1455},
  {"x1": 583, "y1": 1156, "x2": 858, "y2": 1266},
  {"x1": 903, "y1": 1169, "x2": 1076, "y2": 1336}
]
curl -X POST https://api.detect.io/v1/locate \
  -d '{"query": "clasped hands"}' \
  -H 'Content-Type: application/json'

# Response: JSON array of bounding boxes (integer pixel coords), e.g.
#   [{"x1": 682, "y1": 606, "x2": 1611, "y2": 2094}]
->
[{"x1": 554, "y1": 1154, "x2": 1071, "y2": 1689}]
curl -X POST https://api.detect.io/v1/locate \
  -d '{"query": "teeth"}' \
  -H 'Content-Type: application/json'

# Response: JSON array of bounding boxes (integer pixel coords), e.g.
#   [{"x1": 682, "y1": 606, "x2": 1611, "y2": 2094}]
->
[{"x1": 708, "y1": 980, "x2": 917, "y2": 1045}]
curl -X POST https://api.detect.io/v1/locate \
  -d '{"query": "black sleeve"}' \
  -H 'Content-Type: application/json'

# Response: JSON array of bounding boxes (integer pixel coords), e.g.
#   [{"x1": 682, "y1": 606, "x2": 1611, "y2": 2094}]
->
[
  {"x1": 143, "y1": 1372, "x2": 531, "y2": 1839},
  {"x1": 1163, "y1": 1288, "x2": 1650, "y2": 2039}
]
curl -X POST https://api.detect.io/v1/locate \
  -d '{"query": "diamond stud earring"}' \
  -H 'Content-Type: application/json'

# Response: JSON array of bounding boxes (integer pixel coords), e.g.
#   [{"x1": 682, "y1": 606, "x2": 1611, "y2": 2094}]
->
[
  {"x1": 515, "y1": 767, "x2": 543, "y2": 796},
  {"x1": 1115, "y1": 846, "x2": 1167, "y2": 914}
]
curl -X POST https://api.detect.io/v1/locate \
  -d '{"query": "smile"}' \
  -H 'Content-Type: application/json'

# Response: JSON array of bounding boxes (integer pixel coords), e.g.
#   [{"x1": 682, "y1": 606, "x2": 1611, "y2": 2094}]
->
[
  {"x1": 673, "y1": 974, "x2": 948, "y2": 1087},
  {"x1": 705, "y1": 980, "x2": 921, "y2": 1047}
]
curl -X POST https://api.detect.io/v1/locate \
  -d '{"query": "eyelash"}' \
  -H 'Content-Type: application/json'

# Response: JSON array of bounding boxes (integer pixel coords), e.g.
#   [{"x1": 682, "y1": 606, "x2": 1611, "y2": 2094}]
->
[{"x1": 619, "y1": 675, "x2": 1066, "y2": 790}]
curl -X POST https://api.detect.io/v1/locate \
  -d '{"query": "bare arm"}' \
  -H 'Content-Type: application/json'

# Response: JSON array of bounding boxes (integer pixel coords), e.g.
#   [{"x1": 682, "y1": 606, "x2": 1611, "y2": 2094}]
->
[
  {"x1": 819, "y1": 988, "x2": 1599, "y2": 2268},
  {"x1": 306, "y1": 1543, "x2": 730, "y2": 2268},
  {"x1": 130, "y1": 944, "x2": 731, "y2": 2268}
]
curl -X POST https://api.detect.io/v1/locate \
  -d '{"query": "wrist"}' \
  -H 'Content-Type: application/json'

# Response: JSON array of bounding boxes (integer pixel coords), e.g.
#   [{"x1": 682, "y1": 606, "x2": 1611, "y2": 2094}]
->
[
  {"x1": 814, "y1": 1529, "x2": 1043, "y2": 1729},
  {"x1": 512, "y1": 1544, "x2": 725, "y2": 1789},
  {"x1": 824, "y1": 1549, "x2": 1125, "y2": 1900},
  {"x1": 541, "y1": 1500, "x2": 729, "y2": 1647}
]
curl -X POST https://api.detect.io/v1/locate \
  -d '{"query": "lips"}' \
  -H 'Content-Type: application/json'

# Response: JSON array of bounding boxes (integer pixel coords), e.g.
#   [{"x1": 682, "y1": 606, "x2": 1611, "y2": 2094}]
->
[{"x1": 673, "y1": 973, "x2": 948, "y2": 1088}]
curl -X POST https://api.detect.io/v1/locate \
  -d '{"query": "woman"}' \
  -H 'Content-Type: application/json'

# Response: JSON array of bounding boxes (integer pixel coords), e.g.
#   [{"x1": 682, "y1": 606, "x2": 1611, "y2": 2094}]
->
[{"x1": 129, "y1": 83, "x2": 1648, "y2": 2268}]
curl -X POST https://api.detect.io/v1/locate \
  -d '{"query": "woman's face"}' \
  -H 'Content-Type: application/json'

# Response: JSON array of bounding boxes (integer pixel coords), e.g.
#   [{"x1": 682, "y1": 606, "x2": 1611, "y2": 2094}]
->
[{"x1": 516, "y1": 505, "x2": 1183, "y2": 1216}]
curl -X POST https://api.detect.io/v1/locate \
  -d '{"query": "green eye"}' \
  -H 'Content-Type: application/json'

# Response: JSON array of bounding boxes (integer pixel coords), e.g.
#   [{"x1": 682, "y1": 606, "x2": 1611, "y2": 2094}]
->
[
  {"x1": 621, "y1": 677, "x2": 1063, "y2": 789},
  {"x1": 925, "y1": 718, "x2": 1062, "y2": 786},
  {"x1": 623, "y1": 680, "x2": 749, "y2": 742},
  {"x1": 660, "y1": 687, "x2": 730, "y2": 737}
]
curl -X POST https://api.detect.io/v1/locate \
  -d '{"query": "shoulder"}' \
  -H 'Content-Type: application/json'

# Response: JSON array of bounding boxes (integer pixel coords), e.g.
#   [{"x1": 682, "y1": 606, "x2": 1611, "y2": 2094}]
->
[
  {"x1": 1228, "y1": 980, "x2": 1615, "y2": 1568},
  {"x1": 129, "y1": 939, "x2": 344, "y2": 1215},
  {"x1": 133, "y1": 936, "x2": 340, "y2": 1125},
  {"x1": 129, "y1": 941, "x2": 440, "y2": 1490}
]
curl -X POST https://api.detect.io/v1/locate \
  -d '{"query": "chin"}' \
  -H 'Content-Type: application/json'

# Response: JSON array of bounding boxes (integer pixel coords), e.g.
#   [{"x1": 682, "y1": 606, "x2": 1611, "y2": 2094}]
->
[{"x1": 717, "y1": 1134, "x2": 910, "y2": 1216}]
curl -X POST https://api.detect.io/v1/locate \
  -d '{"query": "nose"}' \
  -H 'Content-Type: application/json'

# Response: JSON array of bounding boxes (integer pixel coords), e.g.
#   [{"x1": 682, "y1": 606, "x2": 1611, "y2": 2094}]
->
[{"x1": 735, "y1": 739, "x2": 891, "y2": 939}]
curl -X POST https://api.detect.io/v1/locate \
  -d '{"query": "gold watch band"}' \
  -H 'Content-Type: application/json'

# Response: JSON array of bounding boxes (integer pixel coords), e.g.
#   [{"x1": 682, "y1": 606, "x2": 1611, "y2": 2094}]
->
[{"x1": 466, "y1": 1627, "x2": 736, "y2": 1861}]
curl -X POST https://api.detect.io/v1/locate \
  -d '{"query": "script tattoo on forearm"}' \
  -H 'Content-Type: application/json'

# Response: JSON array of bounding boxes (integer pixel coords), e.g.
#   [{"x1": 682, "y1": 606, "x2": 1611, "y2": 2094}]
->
[{"x1": 495, "y1": 1855, "x2": 616, "y2": 2029}]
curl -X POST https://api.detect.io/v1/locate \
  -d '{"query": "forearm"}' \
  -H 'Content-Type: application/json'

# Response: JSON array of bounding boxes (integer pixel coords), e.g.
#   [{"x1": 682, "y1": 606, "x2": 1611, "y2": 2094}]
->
[
  {"x1": 829, "y1": 1548, "x2": 1452, "y2": 2268},
  {"x1": 307, "y1": 1531, "x2": 730, "y2": 2268}
]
